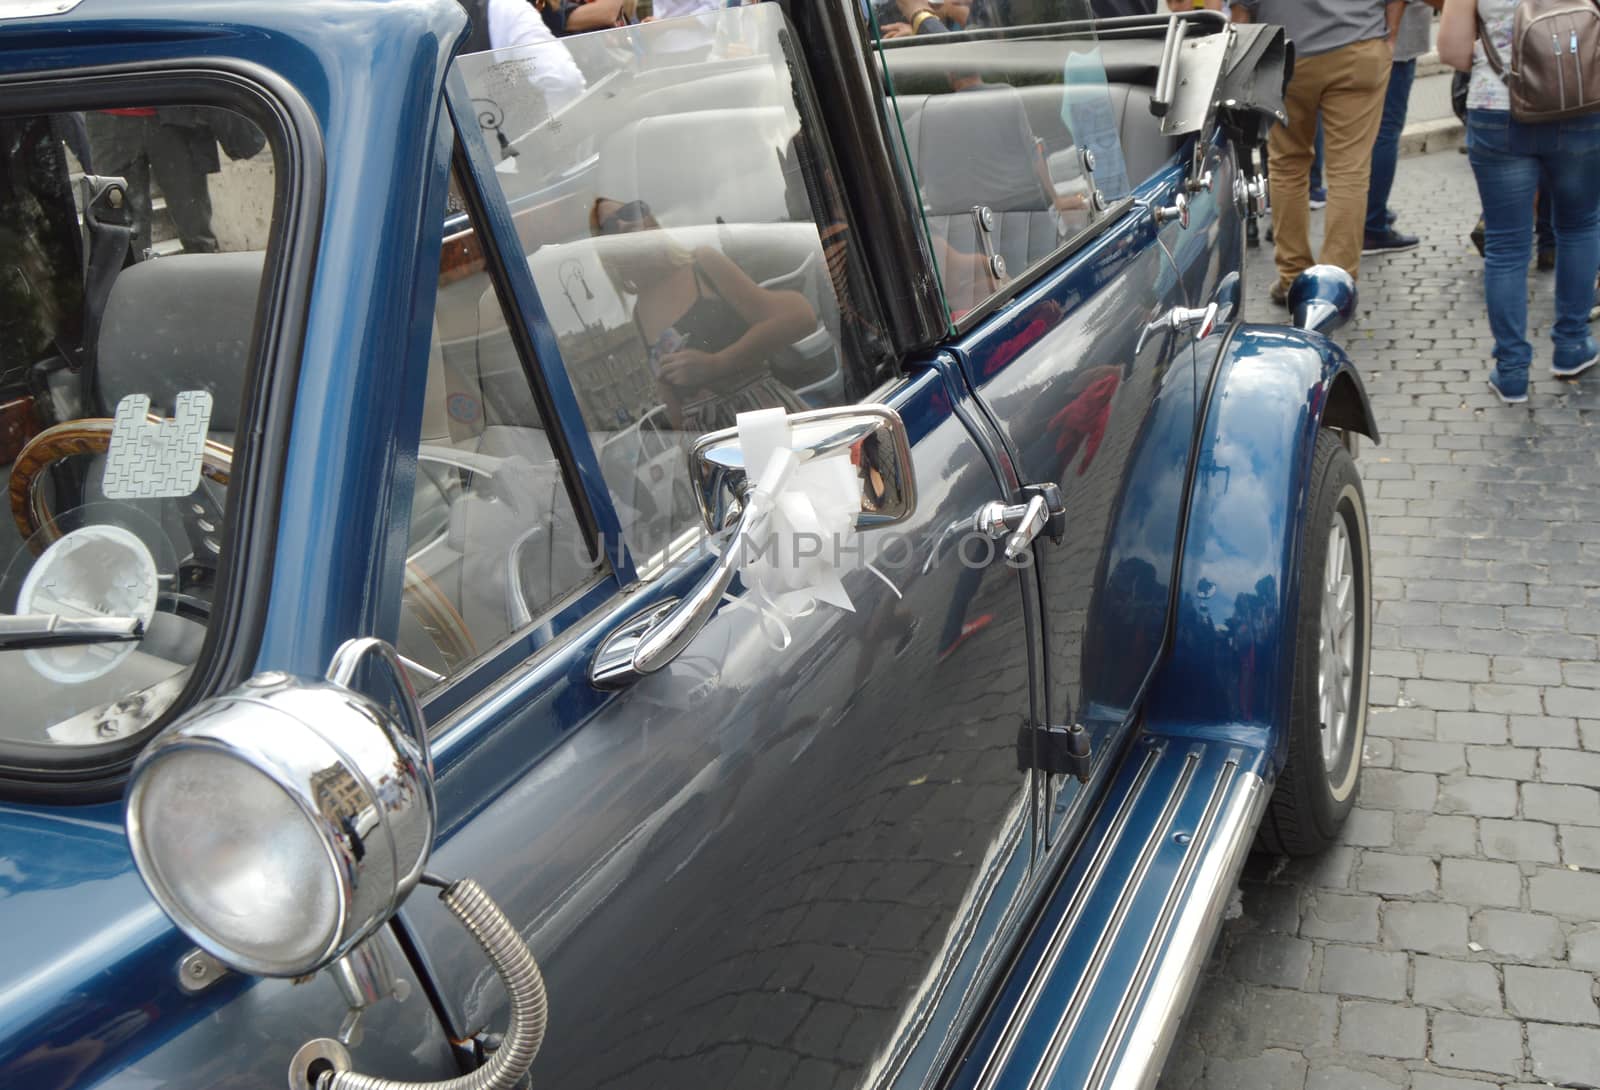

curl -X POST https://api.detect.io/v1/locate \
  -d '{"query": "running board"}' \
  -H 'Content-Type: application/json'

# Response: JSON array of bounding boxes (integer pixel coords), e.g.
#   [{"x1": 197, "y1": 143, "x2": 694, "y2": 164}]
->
[{"x1": 951, "y1": 736, "x2": 1269, "y2": 1090}]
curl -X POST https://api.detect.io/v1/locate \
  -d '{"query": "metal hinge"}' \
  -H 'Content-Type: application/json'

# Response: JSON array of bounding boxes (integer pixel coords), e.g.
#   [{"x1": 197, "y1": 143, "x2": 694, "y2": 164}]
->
[{"x1": 1017, "y1": 721, "x2": 1093, "y2": 784}]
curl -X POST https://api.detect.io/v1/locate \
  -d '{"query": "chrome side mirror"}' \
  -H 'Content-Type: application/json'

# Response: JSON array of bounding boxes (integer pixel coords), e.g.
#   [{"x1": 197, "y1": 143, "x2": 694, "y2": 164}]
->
[
  {"x1": 126, "y1": 639, "x2": 433, "y2": 978},
  {"x1": 1288, "y1": 264, "x2": 1358, "y2": 337},
  {"x1": 690, "y1": 405, "x2": 916, "y2": 535},
  {"x1": 594, "y1": 406, "x2": 916, "y2": 689}
]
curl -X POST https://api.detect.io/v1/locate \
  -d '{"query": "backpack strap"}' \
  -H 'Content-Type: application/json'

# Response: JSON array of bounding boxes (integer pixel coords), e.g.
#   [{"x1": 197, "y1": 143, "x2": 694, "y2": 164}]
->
[{"x1": 1477, "y1": 14, "x2": 1509, "y2": 79}]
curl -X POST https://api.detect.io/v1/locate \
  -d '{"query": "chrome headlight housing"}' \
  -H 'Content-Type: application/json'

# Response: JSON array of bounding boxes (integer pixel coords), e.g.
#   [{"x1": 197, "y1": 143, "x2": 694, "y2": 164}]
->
[{"x1": 126, "y1": 640, "x2": 433, "y2": 978}]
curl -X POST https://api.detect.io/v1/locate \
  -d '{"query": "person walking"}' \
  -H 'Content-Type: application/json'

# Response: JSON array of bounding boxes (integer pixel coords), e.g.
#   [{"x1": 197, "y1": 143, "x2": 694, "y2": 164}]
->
[
  {"x1": 1439, "y1": 0, "x2": 1600, "y2": 402},
  {"x1": 1363, "y1": 0, "x2": 1442, "y2": 253},
  {"x1": 1233, "y1": 0, "x2": 1404, "y2": 306}
]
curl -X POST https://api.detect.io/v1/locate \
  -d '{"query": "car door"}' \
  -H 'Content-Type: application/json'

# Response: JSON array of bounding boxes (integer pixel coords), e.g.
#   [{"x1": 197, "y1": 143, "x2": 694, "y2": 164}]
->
[
  {"x1": 389, "y1": 10, "x2": 1047, "y2": 1090},
  {"x1": 870, "y1": 5, "x2": 1206, "y2": 849}
]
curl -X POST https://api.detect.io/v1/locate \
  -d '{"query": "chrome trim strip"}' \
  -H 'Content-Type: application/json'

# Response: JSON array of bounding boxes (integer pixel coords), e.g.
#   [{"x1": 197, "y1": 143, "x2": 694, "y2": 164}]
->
[
  {"x1": 1105, "y1": 770, "x2": 1269, "y2": 1090},
  {"x1": 971, "y1": 744, "x2": 1163, "y2": 1090},
  {"x1": 1028, "y1": 750, "x2": 1202, "y2": 1090},
  {"x1": 1087, "y1": 753, "x2": 1241, "y2": 1088}
]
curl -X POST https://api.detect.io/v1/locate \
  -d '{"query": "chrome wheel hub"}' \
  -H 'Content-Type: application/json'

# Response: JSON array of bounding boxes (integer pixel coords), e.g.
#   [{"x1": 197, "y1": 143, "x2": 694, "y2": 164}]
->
[{"x1": 1319, "y1": 517, "x2": 1357, "y2": 780}]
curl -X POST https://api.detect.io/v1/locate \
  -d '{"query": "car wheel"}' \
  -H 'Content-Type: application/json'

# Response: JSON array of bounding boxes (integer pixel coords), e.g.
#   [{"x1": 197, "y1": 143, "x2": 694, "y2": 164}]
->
[{"x1": 1259, "y1": 429, "x2": 1371, "y2": 857}]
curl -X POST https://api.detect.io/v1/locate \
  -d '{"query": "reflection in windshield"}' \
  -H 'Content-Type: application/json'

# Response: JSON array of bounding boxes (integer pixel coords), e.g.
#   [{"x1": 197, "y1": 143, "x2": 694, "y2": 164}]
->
[{"x1": 457, "y1": 7, "x2": 889, "y2": 568}]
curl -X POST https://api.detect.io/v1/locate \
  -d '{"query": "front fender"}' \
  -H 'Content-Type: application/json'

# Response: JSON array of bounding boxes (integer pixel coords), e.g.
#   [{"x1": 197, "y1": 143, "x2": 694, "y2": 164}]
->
[{"x1": 1142, "y1": 324, "x2": 1377, "y2": 770}]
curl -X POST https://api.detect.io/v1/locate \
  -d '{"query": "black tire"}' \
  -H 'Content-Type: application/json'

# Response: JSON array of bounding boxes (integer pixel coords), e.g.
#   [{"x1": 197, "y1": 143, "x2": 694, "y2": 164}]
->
[{"x1": 1259, "y1": 429, "x2": 1372, "y2": 857}]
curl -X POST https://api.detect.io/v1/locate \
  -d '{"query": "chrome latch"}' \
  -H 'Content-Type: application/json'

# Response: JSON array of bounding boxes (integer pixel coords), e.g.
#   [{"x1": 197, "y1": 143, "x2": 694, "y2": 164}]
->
[
  {"x1": 1136, "y1": 301, "x2": 1219, "y2": 354},
  {"x1": 972, "y1": 483, "x2": 1066, "y2": 562}
]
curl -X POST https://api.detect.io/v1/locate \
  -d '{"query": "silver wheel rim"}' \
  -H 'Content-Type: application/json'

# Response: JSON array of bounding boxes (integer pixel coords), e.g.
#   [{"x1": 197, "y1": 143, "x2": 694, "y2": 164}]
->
[{"x1": 1319, "y1": 515, "x2": 1358, "y2": 782}]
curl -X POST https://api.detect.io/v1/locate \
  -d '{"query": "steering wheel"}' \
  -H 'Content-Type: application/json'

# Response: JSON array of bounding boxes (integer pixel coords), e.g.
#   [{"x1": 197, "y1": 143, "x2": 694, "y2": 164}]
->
[{"x1": 7, "y1": 419, "x2": 478, "y2": 671}]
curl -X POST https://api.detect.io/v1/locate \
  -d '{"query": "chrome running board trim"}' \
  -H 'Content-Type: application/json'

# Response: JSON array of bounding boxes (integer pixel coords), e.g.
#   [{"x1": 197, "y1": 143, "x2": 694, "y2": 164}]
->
[{"x1": 942, "y1": 737, "x2": 1270, "y2": 1090}]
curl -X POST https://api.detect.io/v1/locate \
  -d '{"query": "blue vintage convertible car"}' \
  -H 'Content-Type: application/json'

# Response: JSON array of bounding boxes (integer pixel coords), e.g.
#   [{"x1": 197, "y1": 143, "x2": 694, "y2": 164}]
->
[{"x1": 0, "y1": 1, "x2": 1377, "y2": 1087}]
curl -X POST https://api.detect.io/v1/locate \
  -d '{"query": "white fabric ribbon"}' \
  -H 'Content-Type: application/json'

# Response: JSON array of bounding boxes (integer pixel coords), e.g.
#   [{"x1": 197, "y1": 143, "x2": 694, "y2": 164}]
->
[{"x1": 716, "y1": 408, "x2": 899, "y2": 650}]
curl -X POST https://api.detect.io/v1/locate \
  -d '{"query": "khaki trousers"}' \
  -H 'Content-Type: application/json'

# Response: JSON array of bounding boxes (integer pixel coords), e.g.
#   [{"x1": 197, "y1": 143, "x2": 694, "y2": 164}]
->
[{"x1": 1267, "y1": 36, "x2": 1392, "y2": 291}]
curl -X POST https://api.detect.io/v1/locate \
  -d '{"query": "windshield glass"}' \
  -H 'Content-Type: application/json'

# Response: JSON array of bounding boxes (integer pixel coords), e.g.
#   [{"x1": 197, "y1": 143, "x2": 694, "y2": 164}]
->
[
  {"x1": 454, "y1": 3, "x2": 892, "y2": 572},
  {"x1": 0, "y1": 105, "x2": 274, "y2": 749},
  {"x1": 868, "y1": 0, "x2": 1139, "y2": 324}
]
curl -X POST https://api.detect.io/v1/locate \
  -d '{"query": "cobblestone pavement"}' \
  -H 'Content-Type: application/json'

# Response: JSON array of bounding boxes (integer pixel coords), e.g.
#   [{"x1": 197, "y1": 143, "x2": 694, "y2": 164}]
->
[{"x1": 1157, "y1": 150, "x2": 1600, "y2": 1090}]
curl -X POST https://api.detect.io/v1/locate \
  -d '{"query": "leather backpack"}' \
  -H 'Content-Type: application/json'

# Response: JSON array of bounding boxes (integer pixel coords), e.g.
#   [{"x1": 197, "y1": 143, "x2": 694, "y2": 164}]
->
[{"x1": 1480, "y1": 1, "x2": 1600, "y2": 122}]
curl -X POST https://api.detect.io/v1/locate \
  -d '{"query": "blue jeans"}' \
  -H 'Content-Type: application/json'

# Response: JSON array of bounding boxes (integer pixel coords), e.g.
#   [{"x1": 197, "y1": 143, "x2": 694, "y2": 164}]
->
[
  {"x1": 1365, "y1": 58, "x2": 1416, "y2": 235},
  {"x1": 1466, "y1": 109, "x2": 1600, "y2": 375}
]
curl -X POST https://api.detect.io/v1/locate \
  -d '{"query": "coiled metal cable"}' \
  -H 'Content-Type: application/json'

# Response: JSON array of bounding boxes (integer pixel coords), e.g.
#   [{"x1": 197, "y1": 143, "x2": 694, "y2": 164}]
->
[{"x1": 321, "y1": 879, "x2": 548, "y2": 1090}]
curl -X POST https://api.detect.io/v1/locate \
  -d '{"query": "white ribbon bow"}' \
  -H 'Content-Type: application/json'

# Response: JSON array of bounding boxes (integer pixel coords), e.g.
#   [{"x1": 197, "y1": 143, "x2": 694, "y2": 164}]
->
[{"x1": 716, "y1": 408, "x2": 899, "y2": 650}]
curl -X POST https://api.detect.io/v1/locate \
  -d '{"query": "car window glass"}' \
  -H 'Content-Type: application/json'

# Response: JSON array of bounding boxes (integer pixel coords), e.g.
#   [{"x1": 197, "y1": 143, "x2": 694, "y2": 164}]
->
[
  {"x1": 869, "y1": 1, "x2": 1144, "y2": 323},
  {"x1": 0, "y1": 105, "x2": 274, "y2": 748},
  {"x1": 456, "y1": 3, "x2": 893, "y2": 575},
  {"x1": 393, "y1": 182, "x2": 601, "y2": 696}
]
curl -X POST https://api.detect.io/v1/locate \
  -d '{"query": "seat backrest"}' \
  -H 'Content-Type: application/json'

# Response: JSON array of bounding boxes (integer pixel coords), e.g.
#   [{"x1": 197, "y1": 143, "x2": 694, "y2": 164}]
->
[
  {"x1": 97, "y1": 251, "x2": 264, "y2": 429},
  {"x1": 594, "y1": 106, "x2": 801, "y2": 227}
]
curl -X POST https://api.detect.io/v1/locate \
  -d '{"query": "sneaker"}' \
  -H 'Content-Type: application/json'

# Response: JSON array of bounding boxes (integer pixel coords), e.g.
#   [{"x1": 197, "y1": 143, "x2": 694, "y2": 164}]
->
[
  {"x1": 1553, "y1": 336, "x2": 1599, "y2": 378},
  {"x1": 1487, "y1": 367, "x2": 1529, "y2": 404},
  {"x1": 1309, "y1": 187, "x2": 1327, "y2": 210},
  {"x1": 1269, "y1": 281, "x2": 1289, "y2": 308},
  {"x1": 1537, "y1": 247, "x2": 1557, "y2": 271},
  {"x1": 1363, "y1": 228, "x2": 1420, "y2": 255}
]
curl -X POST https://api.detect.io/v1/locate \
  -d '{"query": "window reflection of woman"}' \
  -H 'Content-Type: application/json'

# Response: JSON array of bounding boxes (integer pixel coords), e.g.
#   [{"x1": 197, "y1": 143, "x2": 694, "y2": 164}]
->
[{"x1": 589, "y1": 197, "x2": 815, "y2": 433}]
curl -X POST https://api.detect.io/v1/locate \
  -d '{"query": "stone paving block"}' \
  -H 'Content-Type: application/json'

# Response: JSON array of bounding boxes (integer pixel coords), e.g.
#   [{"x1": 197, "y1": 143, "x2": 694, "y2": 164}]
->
[
  {"x1": 1529, "y1": 868, "x2": 1600, "y2": 918},
  {"x1": 1372, "y1": 649, "x2": 1421, "y2": 678},
  {"x1": 1471, "y1": 909, "x2": 1567, "y2": 962},
  {"x1": 1318, "y1": 945, "x2": 1408, "y2": 1001},
  {"x1": 1464, "y1": 744, "x2": 1538, "y2": 780},
  {"x1": 1494, "y1": 657, "x2": 1565, "y2": 686},
  {"x1": 1412, "y1": 1075, "x2": 1501, "y2": 1090},
  {"x1": 1440, "y1": 857, "x2": 1522, "y2": 907},
  {"x1": 1338, "y1": 1000, "x2": 1427, "y2": 1059},
  {"x1": 1357, "y1": 852, "x2": 1438, "y2": 897},
  {"x1": 1407, "y1": 679, "x2": 1473, "y2": 711},
  {"x1": 1304, "y1": 1064, "x2": 1404, "y2": 1090},
  {"x1": 1570, "y1": 924, "x2": 1600, "y2": 971},
  {"x1": 1565, "y1": 661, "x2": 1600, "y2": 688},
  {"x1": 1538, "y1": 747, "x2": 1600, "y2": 787},
  {"x1": 1363, "y1": 769, "x2": 1439, "y2": 812},
  {"x1": 1429, "y1": 1012, "x2": 1525, "y2": 1076},
  {"x1": 1504, "y1": 965, "x2": 1600, "y2": 1024},
  {"x1": 1434, "y1": 712, "x2": 1507, "y2": 744},
  {"x1": 1412, "y1": 956, "x2": 1503, "y2": 1016},
  {"x1": 1301, "y1": 891, "x2": 1382, "y2": 943},
  {"x1": 1239, "y1": 881, "x2": 1303, "y2": 934},
  {"x1": 1473, "y1": 684, "x2": 1544, "y2": 715},
  {"x1": 1342, "y1": 807, "x2": 1394, "y2": 848},
  {"x1": 1560, "y1": 824, "x2": 1600, "y2": 869},
  {"x1": 1396, "y1": 740, "x2": 1467, "y2": 774},
  {"x1": 1479, "y1": 818, "x2": 1560, "y2": 863},
  {"x1": 1392, "y1": 812, "x2": 1478, "y2": 856},
  {"x1": 1545, "y1": 688, "x2": 1600, "y2": 720},
  {"x1": 1370, "y1": 706, "x2": 1439, "y2": 740},
  {"x1": 1384, "y1": 902, "x2": 1469, "y2": 954},
  {"x1": 1364, "y1": 735, "x2": 1396, "y2": 766},
  {"x1": 1198, "y1": 1049, "x2": 1307, "y2": 1090},
  {"x1": 1227, "y1": 933, "x2": 1314, "y2": 989},
  {"x1": 1522, "y1": 782, "x2": 1600, "y2": 826},
  {"x1": 1527, "y1": 1023, "x2": 1600, "y2": 1086},
  {"x1": 1509, "y1": 715, "x2": 1579, "y2": 748},
  {"x1": 1436, "y1": 775, "x2": 1518, "y2": 818},
  {"x1": 1423, "y1": 652, "x2": 1490, "y2": 682}
]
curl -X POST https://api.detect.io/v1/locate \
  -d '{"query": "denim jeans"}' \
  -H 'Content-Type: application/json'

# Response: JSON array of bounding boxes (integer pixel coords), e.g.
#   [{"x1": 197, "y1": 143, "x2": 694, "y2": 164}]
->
[
  {"x1": 1466, "y1": 109, "x2": 1600, "y2": 375},
  {"x1": 1365, "y1": 58, "x2": 1416, "y2": 235}
]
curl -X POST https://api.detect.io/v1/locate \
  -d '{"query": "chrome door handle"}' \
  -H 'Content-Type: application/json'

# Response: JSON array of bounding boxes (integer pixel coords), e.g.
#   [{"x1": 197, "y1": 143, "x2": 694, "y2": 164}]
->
[{"x1": 1136, "y1": 301, "x2": 1219, "y2": 354}]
